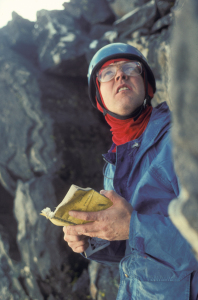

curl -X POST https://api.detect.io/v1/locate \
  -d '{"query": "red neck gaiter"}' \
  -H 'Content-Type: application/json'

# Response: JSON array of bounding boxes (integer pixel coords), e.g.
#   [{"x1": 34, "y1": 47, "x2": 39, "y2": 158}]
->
[{"x1": 96, "y1": 58, "x2": 153, "y2": 152}]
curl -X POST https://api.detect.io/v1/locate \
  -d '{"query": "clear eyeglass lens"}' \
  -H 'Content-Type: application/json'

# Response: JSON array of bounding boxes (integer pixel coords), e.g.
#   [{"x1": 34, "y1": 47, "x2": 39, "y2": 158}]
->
[{"x1": 97, "y1": 62, "x2": 142, "y2": 82}]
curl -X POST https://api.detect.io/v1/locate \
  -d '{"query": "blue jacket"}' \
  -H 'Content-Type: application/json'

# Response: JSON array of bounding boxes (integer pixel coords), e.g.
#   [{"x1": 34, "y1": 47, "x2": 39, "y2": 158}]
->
[{"x1": 89, "y1": 102, "x2": 198, "y2": 300}]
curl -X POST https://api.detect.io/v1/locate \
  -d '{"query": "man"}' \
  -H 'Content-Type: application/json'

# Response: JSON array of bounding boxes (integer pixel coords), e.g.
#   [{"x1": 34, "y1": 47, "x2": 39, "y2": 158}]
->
[{"x1": 63, "y1": 43, "x2": 198, "y2": 299}]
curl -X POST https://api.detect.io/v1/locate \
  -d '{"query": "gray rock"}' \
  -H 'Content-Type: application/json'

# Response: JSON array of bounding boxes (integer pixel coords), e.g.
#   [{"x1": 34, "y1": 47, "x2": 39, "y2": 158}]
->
[
  {"x1": 34, "y1": 9, "x2": 91, "y2": 76},
  {"x1": 97, "y1": 265, "x2": 120, "y2": 300},
  {"x1": 1, "y1": 12, "x2": 37, "y2": 63},
  {"x1": 89, "y1": 24, "x2": 114, "y2": 40},
  {"x1": 168, "y1": 0, "x2": 198, "y2": 258},
  {"x1": 131, "y1": 28, "x2": 150, "y2": 39},
  {"x1": 0, "y1": 184, "x2": 20, "y2": 261},
  {"x1": 72, "y1": 269, "x2": 89, "y2": 295},
  {"x1": 126, "y1": 26, "x2": 171, "y2": 107},
  {"x1": 14, "y1": 178, "x2": 60, "y2": 277},
  {"x1": 88, "y1": 261, "x2": 119, "y2": 300},
  {"x1": 85, "y1": 40, "x2": 110, "y2": 64},
  {"x1": 0, "y1": 236, "x2": 29, "y2": 300},
  {"x1": 0, "y1": 40, "x2": 39, "y2": 192},
  {"x1": 0, "y1": 35, "x2": 57, "y2": 194},
  {"x1": 151, "y1": 12, "x2": 173, "y2": 33},
  {"x1": 89, "y1": 261, "x2": 100, "y2": 299},
  {"x1": 156, "y1": 0, "x2": 175, "y2": 17},
  {"x1": 108, "y1": 0, "x2": 151, "y2": 17},
  {"x1": 114, "y1": 0, "x2": 157, "y2": 38},
  {"x1": 102, "y1": 31, "x2": 118, "y2": 43},
  {"x1": 0, "y1": 18, "x2": 112, "y2": 298},
  {"x1": 13, "y1": 177, "x2": 91, "y2": 299},
  {"x1": 63, "y1": 0, "x2": 115, "y2": 25}
]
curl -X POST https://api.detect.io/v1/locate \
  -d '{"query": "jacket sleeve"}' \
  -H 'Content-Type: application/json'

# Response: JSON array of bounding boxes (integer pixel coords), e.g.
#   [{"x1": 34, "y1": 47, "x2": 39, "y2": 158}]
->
[{"x1": 82, "y1": 240, "x2": 126, "y2": 266}]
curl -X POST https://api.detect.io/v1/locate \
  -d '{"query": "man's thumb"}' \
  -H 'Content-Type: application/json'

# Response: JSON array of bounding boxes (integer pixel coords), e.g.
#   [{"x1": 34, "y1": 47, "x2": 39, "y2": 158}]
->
[
  {"x1": 100, "y1": 189, "x2": 107, "y2": 195},
  {"x1": 100, "y1": 190, "x2": 117, "y2": 203}
]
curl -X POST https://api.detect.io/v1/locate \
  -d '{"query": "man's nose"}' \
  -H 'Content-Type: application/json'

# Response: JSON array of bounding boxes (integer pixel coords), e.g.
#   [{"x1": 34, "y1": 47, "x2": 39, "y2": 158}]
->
[{"x1": 115, "y1": 69, "x2": 128, "y2": 81}]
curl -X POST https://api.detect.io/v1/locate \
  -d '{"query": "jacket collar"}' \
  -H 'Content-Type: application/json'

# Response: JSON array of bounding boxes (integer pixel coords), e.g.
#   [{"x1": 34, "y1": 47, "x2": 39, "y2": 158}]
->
[{"x1": 102, "y1": 102, "x2": 171, "y2": 165}]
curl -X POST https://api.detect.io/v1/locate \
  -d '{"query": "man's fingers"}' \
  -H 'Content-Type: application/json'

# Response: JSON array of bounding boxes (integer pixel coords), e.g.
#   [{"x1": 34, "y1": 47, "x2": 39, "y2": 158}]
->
[
  {"x1": 68, "y1": 239, "x2": 88, "y2": 248},
  {"x1": 68, "y1": 240, "x2": 89, "y2": 253},
  {"x1": 69, "y1": 210, "x2": 100, "y2": 222},
  {"x1": 63, "y1": 225, "x2": 89, "y2": 236},
  {"x1": 66, "y1": 222, "x2": 102, "y2": 235},
  {"x1": 64, "y1": 233, "x2": 88, "y2": 243},
  {"x1": 72, "y1": 243, "x2": 89, "y2": 253}
]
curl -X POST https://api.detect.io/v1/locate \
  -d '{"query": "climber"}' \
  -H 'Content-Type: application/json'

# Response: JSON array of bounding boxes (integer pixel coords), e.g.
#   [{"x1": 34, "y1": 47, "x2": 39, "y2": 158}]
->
[{"x1": 63, "y1": 43, "x2": 198, "y2": 299}]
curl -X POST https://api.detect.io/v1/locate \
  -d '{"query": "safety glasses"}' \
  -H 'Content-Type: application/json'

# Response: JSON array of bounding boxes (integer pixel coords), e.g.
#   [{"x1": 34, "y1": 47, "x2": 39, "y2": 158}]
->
[{"x1": 97, "y1": 61, "x2": 142, "y2": 83}]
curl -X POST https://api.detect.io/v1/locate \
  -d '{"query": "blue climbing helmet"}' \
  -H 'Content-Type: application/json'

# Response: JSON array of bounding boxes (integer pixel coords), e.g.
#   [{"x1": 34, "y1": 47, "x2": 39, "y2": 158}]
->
[{"x1": 87, "y1": 43, "x2": 156, "y2": 120}]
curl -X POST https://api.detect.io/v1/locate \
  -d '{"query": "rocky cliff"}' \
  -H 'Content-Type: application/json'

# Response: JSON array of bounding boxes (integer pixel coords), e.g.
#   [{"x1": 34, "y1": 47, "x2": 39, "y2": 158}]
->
[{"x1": 0, "y1": 0, "x2": 197, "y2": 299}]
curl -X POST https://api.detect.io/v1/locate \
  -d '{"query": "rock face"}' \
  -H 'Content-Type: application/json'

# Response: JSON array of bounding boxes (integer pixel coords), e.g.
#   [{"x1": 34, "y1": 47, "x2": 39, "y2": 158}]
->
[
  {"x1": 114, "y1": 0, "x2": 157, "y2": 37},
  {"x1": 2, "y1": 0, "x2": 196, "y2": 299},
  {"x1": 107, "y1": 0, "x2": 151, "y2": 17},
  {"x1": 168, "y1": 0, "x2": 198, "y2": 259}
]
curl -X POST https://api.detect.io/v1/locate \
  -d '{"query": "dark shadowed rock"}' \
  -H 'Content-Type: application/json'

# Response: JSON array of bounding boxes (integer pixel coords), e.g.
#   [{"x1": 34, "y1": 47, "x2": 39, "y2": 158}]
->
[
  {"x1": 1, "y1": 12, "x2": 37, "y2": 63},
  {"x1": 89, "y1": 261, "x2": 119, "y2": 300},
  {"x1": 63, "y1": 0, "x2": 115, "y2": 25},
  {"x1": 156, "y1": 0, "x2": 175, "y2": 17},
  {"x1": 151, "y1": 12, "x2": 173, "y2": 33},
  {"x1": 72, "y1": 269, "x2": 90, "y2": 296},
  {"x1": 89, "y1": 24, "x2": 114, "y2": 40},
  {"x1": 114, "y1": 0, "x2": 157, "y2": 38},
  {"x1": 0, "y1": 185, "x2": 20, "y2": 261}
]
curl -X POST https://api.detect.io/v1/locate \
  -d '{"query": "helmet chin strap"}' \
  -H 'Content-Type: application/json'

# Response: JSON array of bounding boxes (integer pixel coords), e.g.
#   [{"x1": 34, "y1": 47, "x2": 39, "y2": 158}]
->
[
  {"x1": 94, "y1": 66, "x2": 151, "y2": 121},
  {"x1": 103, "y1": 103, "x2": 146, "y2": 121}
]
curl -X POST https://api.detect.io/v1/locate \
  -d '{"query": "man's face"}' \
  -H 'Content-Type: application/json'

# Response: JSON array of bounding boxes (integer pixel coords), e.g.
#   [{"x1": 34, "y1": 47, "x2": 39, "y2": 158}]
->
[{"x1": 99, "y1": 60, "x2": 145, "y2": 116}]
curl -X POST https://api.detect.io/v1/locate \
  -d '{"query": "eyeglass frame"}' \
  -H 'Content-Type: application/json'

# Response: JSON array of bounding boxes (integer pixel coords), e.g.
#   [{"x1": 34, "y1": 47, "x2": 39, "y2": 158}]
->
[{"x1": 96, "y1": 61, "x2": 142, "y2": 83}]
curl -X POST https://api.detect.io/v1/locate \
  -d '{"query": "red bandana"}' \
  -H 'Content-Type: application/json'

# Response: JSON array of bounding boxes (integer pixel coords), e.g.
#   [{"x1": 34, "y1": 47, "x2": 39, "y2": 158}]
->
[{"x1": 96, "y1": 58, "x2": 153, "y2": 152}]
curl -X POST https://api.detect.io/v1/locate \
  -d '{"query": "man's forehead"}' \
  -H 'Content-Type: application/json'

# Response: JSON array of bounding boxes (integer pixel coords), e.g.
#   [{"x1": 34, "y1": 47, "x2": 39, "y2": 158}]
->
[{"x1": 101, "y1": 58, "x2": 131, "y2": 69}]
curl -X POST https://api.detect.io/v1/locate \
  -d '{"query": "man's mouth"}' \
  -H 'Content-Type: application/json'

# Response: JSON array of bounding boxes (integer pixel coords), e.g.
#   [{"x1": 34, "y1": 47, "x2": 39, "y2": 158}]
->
[
  {"x1": 118, "y1": 87, "x2": 130, "y2": 93},
  {"x1": 117, "y1": 84, "x2": 131, "y2": 93}
]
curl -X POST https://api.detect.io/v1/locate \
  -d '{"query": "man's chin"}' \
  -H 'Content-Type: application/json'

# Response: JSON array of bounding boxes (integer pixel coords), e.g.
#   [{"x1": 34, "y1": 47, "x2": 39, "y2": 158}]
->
[
  {"x1": 115, "y1": 103, "x2": 139, "y2": 116},
  {"x1": 114, "y1": 107, "x2": 137, "y2": 117}
]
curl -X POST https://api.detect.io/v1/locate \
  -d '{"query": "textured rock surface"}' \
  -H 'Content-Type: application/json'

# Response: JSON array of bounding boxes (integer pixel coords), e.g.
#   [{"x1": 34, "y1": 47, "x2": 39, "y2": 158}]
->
[
  {"x1": 156, "y1": 0, "x2": 175, "y2": 17},
  {"x1": 168, "y1": 0, "x2": 198, "y2": 258},
  {"x1": 1, "y1": 12, "x2": 37, "y2": 63},
  {"x1": 89, "y1": 261, "x2": 119, "y2": 300},
  {"x1": 107, "y1": 0, "x2": 150, "y2": 17},
  {"x1": 114, "y1": 0, "x2": 157, "y2": 38},
  {"x1": 0, "y1": 0, "x2": 193, "y2": 299},
  {"x1": 151, "y1": 12, "x2": 173, "y2": 33},
  {"x1": 63, "y1": 0, "x2": 115, "y2": 25},
  {"x1": 0, "y1": 234, "x2": 29, "y2": 300},
  {"x1": 33, "y1": 9, "x2": 90, "y2": 76}
]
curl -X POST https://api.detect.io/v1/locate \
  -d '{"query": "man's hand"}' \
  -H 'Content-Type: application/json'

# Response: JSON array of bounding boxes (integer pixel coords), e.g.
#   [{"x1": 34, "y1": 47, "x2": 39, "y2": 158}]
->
[
  {"x1": 63, "y1": 229, "x2": 89, "y2": 253},
  {"x1": 64, "y1": 190, "x2": 133, "y2": 241}
]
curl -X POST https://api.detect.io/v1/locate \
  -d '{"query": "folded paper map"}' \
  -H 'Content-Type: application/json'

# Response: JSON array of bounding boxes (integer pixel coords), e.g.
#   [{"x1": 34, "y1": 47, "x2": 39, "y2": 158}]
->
[{"x1": 40, "y1": 185, "x2": 113, "y2": 226}]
